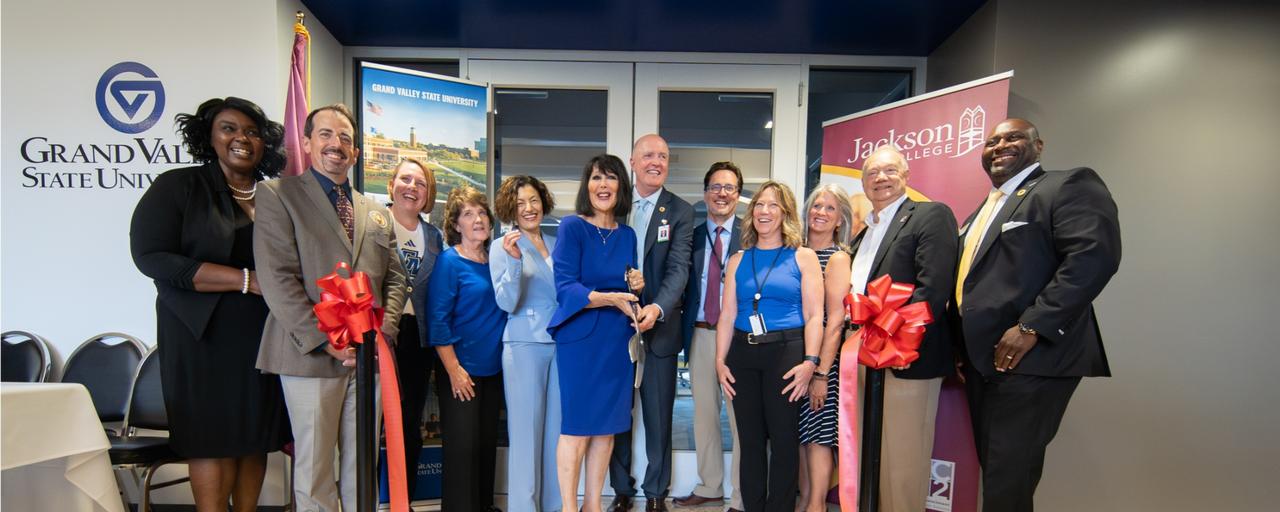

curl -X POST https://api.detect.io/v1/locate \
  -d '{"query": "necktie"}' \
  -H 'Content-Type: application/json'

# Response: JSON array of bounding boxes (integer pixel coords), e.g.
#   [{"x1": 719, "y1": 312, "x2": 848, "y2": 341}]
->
[
  {"x1": 633, "y1": 199, "x2": 650, "y2": 269},
  {"x1": 335, "y1": 185, "x2": 355, "y2": 241},
  {"x1": 703, "y1": 226, "x2": 725, "y2": 324},
  {"x1": 955, "y1": 189, "x2": 1004, "y2": 306}
]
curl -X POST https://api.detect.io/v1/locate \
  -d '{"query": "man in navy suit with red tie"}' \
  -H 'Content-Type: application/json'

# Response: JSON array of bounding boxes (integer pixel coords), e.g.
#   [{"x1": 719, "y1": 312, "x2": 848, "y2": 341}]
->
[{"x1": 951, "y1": 118, "x2": 1121, "y2": 512}]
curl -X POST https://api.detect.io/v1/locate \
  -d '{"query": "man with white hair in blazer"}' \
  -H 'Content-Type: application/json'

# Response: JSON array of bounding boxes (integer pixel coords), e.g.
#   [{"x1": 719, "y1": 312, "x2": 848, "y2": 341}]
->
[{"x1": 255, "y1": 104, "x2": 407, "y2": 512}]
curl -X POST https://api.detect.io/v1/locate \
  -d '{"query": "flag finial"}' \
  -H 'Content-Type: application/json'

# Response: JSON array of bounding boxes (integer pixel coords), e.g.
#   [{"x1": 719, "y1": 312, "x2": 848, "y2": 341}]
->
[{"x1": 295, "y1": 11, "x2": 305, "y2": 25}]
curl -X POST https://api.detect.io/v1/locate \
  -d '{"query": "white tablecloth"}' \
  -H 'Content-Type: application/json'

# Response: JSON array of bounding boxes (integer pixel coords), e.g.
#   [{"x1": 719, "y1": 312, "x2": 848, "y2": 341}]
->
[{"x1": 2, "y1": 382, "x2": 125, "y2": 512}]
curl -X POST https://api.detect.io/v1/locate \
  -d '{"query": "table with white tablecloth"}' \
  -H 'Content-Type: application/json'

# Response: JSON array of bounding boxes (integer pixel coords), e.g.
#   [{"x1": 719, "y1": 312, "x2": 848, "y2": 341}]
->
[{"x1": 2, "y1": 382, "x2": 125, "y2": 512}]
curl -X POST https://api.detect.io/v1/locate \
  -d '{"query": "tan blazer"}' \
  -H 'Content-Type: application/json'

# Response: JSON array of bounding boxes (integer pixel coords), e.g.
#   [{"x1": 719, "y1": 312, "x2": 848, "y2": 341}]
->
[{"x1": 254, "y1": 170, "x2": 407, "y2": 378}]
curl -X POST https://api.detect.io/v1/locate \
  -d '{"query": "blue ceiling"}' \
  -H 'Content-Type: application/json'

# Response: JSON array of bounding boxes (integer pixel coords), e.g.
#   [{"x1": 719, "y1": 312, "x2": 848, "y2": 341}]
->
[{"x1": 300, "y1": 0, "x2": 986, "y2": 56}]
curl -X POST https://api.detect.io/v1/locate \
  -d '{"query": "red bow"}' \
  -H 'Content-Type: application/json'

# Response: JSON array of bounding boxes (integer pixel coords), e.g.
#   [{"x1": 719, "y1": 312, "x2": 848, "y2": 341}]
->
[
  {"x1": 312, "y1": 262, "x2": 409, "y2": 512},
  {"x1": 315, "y1": 262, "x2": 384, "y2": 350},
  {"x1": 844, "y1": 274, "x2": 933, "y2": 369}
]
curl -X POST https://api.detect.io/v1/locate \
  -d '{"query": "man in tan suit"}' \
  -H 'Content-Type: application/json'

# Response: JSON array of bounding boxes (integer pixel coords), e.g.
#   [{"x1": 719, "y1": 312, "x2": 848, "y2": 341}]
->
[{"x1": 255, "y1": 104, "x2": 406, "y2": 512}]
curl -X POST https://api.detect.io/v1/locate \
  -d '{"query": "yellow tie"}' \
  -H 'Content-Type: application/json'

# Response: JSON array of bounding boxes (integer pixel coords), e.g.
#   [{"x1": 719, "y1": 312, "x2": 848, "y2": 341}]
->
[{"x1": 955, "y1": 189, "x2": 1005, "y2": 306}]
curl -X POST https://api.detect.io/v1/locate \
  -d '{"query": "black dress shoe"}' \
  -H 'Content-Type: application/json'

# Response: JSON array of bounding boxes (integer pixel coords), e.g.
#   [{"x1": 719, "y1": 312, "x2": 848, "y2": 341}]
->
[
  {"x1": 727, "y1": 509, "x2": 744, "y2": 512},
  {"x1": 645, "y1": 497, "x2": 668, "y2": 512},
  {"x1": 609, "y1": 495, "x2": 634, "y2": 512}
]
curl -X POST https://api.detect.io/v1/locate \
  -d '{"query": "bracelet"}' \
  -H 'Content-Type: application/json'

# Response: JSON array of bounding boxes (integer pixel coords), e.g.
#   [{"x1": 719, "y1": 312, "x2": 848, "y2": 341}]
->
[
  {"x1": 241, "y1": 268, "x2": 250, "y2": 294},
  {"x1": 802, "y1": 355, "x2": 821, "y2": 366},
  {"x1": 812, "y1": 371, "x2": 828, "y2": 379}
]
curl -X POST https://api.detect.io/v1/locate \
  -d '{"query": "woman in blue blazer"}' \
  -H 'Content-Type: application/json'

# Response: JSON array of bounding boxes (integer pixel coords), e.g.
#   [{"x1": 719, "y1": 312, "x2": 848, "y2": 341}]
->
[{"x1": 490, "y1": 175, "x2": 560, "y2": 512}]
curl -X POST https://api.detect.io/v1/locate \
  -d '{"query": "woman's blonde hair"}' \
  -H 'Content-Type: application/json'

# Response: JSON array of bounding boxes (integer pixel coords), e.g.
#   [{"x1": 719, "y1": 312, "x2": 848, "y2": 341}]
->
[
  {"x1": 741, "y1": 181, "x2": 804, "y2": 249},
  {"x1": 442, "y1": 185, "x2": 493, "y2": 247},
  {"x1": 391, "y1": 157, "x2": 437, "y2": 214},
  {"x1": 802, "y1": 183, "x2": 855, "y2": 248}
]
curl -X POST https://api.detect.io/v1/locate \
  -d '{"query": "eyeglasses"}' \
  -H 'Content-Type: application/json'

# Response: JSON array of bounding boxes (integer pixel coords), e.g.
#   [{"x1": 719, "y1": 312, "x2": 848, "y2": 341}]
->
[{"x1": 705, "y1": 184, "x2": 739, "y2": 194}]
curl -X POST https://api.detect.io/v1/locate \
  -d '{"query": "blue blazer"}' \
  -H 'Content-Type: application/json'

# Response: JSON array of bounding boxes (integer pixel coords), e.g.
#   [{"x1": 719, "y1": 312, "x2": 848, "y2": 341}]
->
[
  {"x1": 407, "y1": 219, "x2": 445, "y2": 348},
  {"x1": 489, "y1": 234, "x2": 558, "y2": 344}
]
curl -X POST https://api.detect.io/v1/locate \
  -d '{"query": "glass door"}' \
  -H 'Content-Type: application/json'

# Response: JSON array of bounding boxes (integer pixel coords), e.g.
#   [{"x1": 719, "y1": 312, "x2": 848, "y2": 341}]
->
[{"x1": 465, "y1": 60, "x2": 634, "y2": 236}]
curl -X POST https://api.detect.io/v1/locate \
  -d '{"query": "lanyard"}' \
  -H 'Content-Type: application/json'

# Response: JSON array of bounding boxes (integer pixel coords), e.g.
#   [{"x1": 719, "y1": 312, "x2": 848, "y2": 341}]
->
[
  {"x1": 705, "y1": 227, "x2": 729, "y2": 280},
  {"x1": 749, "y1": 247, "x2": 784, "y2": 314}
]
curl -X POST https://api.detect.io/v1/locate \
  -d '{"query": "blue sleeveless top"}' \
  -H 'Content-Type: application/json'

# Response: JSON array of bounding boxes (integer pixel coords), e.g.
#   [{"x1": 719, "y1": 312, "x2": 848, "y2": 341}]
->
[{"x1": 734, "y1": 246, "x2": 804, "y2": 332}]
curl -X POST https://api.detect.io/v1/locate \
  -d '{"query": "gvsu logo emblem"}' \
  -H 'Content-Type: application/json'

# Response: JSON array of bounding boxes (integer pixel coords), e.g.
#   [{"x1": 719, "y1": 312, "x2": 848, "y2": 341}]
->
[
  {"x1": 95, "y1": 62, "x2": 166, "y2": 134},
  {"x1": 926, "y1": 458, "x2": 955, "y2": 512}
]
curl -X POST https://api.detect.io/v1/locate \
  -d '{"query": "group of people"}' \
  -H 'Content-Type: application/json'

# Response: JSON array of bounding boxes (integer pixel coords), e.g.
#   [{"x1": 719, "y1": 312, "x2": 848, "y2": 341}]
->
[{"x1": 131, "y1": 94, "x2": 1121, "y2": 512}]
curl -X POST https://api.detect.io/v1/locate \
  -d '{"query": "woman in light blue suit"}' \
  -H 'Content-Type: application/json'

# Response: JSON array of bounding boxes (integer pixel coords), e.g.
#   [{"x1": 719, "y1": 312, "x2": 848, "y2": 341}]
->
[{"x1": 490, "y1": 175, "x2": 561, "y2": 512}]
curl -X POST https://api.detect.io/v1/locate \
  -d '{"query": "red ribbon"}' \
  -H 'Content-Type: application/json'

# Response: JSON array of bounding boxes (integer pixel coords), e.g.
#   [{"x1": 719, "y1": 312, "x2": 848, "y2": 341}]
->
[
  {"x1": 314, "y1": 262, "x2": 409, "y2": 512},
  {"x1": 837, "y1": 274, "x2": 934, "y2": 511}
]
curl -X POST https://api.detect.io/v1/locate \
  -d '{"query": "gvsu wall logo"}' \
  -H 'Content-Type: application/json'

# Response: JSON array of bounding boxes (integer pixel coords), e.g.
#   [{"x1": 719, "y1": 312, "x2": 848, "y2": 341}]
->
[
  {"x1": 926, "y1": 458, "x2": 955, "y2": 512},
  {"x1": 95, "y1": 62, "x2": 166, "y2": 134}
]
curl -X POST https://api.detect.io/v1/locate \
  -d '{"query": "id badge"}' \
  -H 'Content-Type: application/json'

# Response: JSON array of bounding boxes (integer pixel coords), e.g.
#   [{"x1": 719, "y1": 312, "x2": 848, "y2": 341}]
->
[
  {"x1": 749, "y1": 313, "x2": 766, "y2": 335},
  {"x1": 657, "y1": 224, "x2": 670, "y2": 243}
]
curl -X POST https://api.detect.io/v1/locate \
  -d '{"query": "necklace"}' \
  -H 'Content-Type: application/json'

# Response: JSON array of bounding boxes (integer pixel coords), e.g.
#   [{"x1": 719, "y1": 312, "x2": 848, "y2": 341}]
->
[
  {"x1": 228, "y1": 181, "x2": 256, "y2": 201},
  {"x1": 594, "y1": 223, "x2": 615, "y2": 245}
]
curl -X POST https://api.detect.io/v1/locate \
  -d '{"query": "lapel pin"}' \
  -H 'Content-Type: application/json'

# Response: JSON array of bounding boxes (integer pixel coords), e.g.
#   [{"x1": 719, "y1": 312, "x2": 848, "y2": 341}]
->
[
  {"x1": 658, "y1": 206, "x2": 666, "y2": 213},
  {"x1": 1016, "y1": 189, "x2": 1027, "y2": 197}
]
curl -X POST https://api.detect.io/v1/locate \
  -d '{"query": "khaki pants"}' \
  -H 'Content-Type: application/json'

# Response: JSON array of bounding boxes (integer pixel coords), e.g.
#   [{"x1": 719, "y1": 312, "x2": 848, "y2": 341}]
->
[
  {"x1": 857, "y1": 370, "x2": 943, "y2": 512},
  {"x1": 689, "y1": 326, "x2": 742, "y2": 509}
]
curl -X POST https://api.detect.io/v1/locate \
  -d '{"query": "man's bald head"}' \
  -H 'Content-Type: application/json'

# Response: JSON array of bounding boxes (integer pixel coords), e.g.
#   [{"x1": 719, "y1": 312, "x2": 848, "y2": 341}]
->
[{"x1": 981, "y1": 118, "x2": 1044, "y2": 187}]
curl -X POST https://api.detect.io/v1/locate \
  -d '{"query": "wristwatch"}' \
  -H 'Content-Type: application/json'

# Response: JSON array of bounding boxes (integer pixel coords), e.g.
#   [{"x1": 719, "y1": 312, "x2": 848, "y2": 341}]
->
[
  {"x1": 1018, "y1": 323, "x2": 1038, "y2": 337},
  {"x1": 802, "y1": 355, "x2": 821, "y2": 366}
]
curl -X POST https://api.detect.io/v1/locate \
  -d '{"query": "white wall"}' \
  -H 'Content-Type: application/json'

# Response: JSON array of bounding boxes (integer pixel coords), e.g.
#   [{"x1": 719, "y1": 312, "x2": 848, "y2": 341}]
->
[
  {"x1": 928, "y1": 1, "x2": 1280, "y2": 510},
  {"x1": 1, "y1": 0, "x2": 346, "y2": 505}
]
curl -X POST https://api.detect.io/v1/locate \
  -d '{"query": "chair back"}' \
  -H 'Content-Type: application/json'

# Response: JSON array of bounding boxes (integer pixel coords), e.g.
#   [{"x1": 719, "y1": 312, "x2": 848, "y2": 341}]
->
[
  {"x1": 61, "y1": 332, "x2": 146, "y2": 422},
  {"x1": 1, "y1": 331, "x2": 52, "y2": 382},
  {"x1": 123, "y1": 347, "x2": 168, "y2": 431}
]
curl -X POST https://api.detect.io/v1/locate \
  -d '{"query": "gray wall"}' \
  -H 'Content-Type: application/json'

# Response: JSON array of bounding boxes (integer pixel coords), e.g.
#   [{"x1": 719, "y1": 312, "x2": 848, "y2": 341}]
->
[{"x1": 927, "y1": 1, "x2": 1280, "y2": 510}]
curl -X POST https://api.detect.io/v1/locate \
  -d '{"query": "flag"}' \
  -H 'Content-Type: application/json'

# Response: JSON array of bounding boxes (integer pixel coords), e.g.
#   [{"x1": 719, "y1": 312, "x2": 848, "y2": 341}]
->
[{"x1": 283, "y1": 19, "x2": 310, "y2": 176}]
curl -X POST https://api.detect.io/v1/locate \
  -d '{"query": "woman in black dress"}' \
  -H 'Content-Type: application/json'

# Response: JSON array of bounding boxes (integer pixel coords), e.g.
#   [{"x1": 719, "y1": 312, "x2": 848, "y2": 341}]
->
[{"x1": 130, "y1": 97, "x2": 289, "y2": 512}]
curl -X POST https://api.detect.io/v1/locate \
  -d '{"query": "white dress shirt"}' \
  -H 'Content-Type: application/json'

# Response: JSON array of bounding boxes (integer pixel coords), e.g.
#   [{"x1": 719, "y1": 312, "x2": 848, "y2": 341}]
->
[{"x1": 850, "y1": 193, "x2": 909, "y2": 295}]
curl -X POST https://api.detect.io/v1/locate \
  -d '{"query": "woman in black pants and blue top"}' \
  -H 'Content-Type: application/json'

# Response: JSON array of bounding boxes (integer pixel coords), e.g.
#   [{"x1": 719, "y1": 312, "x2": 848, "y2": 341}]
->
[{"x1": 714, "y1": 181, "x2": 826, "y2": 512}]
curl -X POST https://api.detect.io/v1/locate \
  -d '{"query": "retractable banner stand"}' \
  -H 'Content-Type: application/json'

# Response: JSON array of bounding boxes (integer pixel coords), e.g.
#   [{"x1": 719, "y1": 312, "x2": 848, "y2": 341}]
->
[
  {"x1": 354, "y1": 61, "x2": 492, "y2": 505},
  {"x1": 821, "y1": 71, "x2": 1013, "y2": 512}
]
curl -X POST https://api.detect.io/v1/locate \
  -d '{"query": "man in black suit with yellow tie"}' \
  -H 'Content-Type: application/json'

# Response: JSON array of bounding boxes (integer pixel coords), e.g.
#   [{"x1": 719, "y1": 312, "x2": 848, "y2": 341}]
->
[{"x1": 952, "y1": 118, "x2": 1121, "y2": 512}]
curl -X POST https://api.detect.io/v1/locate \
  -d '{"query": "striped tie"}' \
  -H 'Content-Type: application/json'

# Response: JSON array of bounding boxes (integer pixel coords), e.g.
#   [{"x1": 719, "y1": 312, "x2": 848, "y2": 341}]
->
[{"x1": 955, "y1": 189, "x2": 1004, "y2": 306}]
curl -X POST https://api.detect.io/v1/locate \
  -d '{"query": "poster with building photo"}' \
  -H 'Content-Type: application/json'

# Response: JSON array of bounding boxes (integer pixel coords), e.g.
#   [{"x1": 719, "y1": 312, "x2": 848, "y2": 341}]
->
[{"x1": 358, "y1": 62, "x2": 490, "y2": 220}]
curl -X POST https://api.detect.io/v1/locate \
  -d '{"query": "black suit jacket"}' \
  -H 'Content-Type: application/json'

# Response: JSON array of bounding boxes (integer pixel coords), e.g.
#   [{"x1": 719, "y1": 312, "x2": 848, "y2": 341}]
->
[
  {"x1": 636, "y1": 189, "x2": 695, "y2": 357},
  {"x1": 130, "y1": 162, "x2": 242, "y2": 339},
  {"x1": 951, "y1": 166, "x2": 1121, "y2": 378},
  {"x1": 849, "y1": 199, "x2": 959, "y2": 379},
  {"x1": 680, "y1": 217, "x2": 742, "y2": 357}
]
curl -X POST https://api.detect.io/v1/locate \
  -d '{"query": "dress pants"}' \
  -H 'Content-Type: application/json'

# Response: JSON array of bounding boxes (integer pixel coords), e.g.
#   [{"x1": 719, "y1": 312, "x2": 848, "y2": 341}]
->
[
  {"x1": 877, "y1": 372, "x2": 942, "y2": 512},
  {"x1": 395, "y1": 315, "x2": 436, "y2": 498},
  {"x1": 610, "y1": 351, "x2": 677, "y2": 499},
  {"x1": 963, "y1": 366, "x2": 1080, "y2": 512},
  {"x1": 280, "y1": 371, "x2": 380, "y2": 512},
  {"x1": 725, "y1": 336, "x2": 802, "y2": 512},
  {"x1": 502, "y1": 342, "x2": 562, "y2": 512},
  {"x1": 690, "y1": 326, "x2": 742, "y2": 509},
  {"x1": 436, "y1": 363, "x2": 504, "y2": 512}
]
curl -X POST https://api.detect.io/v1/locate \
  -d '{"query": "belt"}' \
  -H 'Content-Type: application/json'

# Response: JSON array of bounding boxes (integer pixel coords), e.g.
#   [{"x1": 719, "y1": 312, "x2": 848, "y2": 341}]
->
[
  {"x1": 694, "y1": 321, "x2": 715, "y2": 329},
  {"x1": 733, "y1": 327, "x2": 804, "y2": 345}
]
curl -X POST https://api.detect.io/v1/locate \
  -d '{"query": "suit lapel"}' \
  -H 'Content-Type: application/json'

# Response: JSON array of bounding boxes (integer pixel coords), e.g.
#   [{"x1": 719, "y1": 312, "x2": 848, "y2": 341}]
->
[
  {"x1": 300, "y1": 171, "x2": 354, "y2": 252},
  {"x1": 644, "y1": 189, "x2": 670, "y2": 254},
  {"x1": 972, "y1": 167, "x2": 1045, "y2": 270},
  {"x1": 691, "y1": 223, "x2": 707, "y2": 285},
  {"x1": 352, "y1": 192, "x2": 370, "y2": 264},
  {"x1": 868, "y1": 199, "x2": 915, "y2": 280}
]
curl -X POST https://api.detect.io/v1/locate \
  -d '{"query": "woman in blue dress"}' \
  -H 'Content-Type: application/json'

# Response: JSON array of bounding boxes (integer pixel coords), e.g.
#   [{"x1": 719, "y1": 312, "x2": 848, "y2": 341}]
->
[
  {"x1": 547, "y1": 154, "x2": 645, "y2": 512},
  {"x1": 490, "y1": 175, "x2": 561, "y2": 512},
  {"x1": 714, "y1": 181, "x2": 825, "y2": 512}
]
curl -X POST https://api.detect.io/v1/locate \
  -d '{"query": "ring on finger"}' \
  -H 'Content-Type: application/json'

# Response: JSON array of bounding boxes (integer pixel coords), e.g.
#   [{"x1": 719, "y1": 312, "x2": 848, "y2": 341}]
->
[{"x1": 1005, "y1": 354, "x2": 1015, "y2": 359}]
